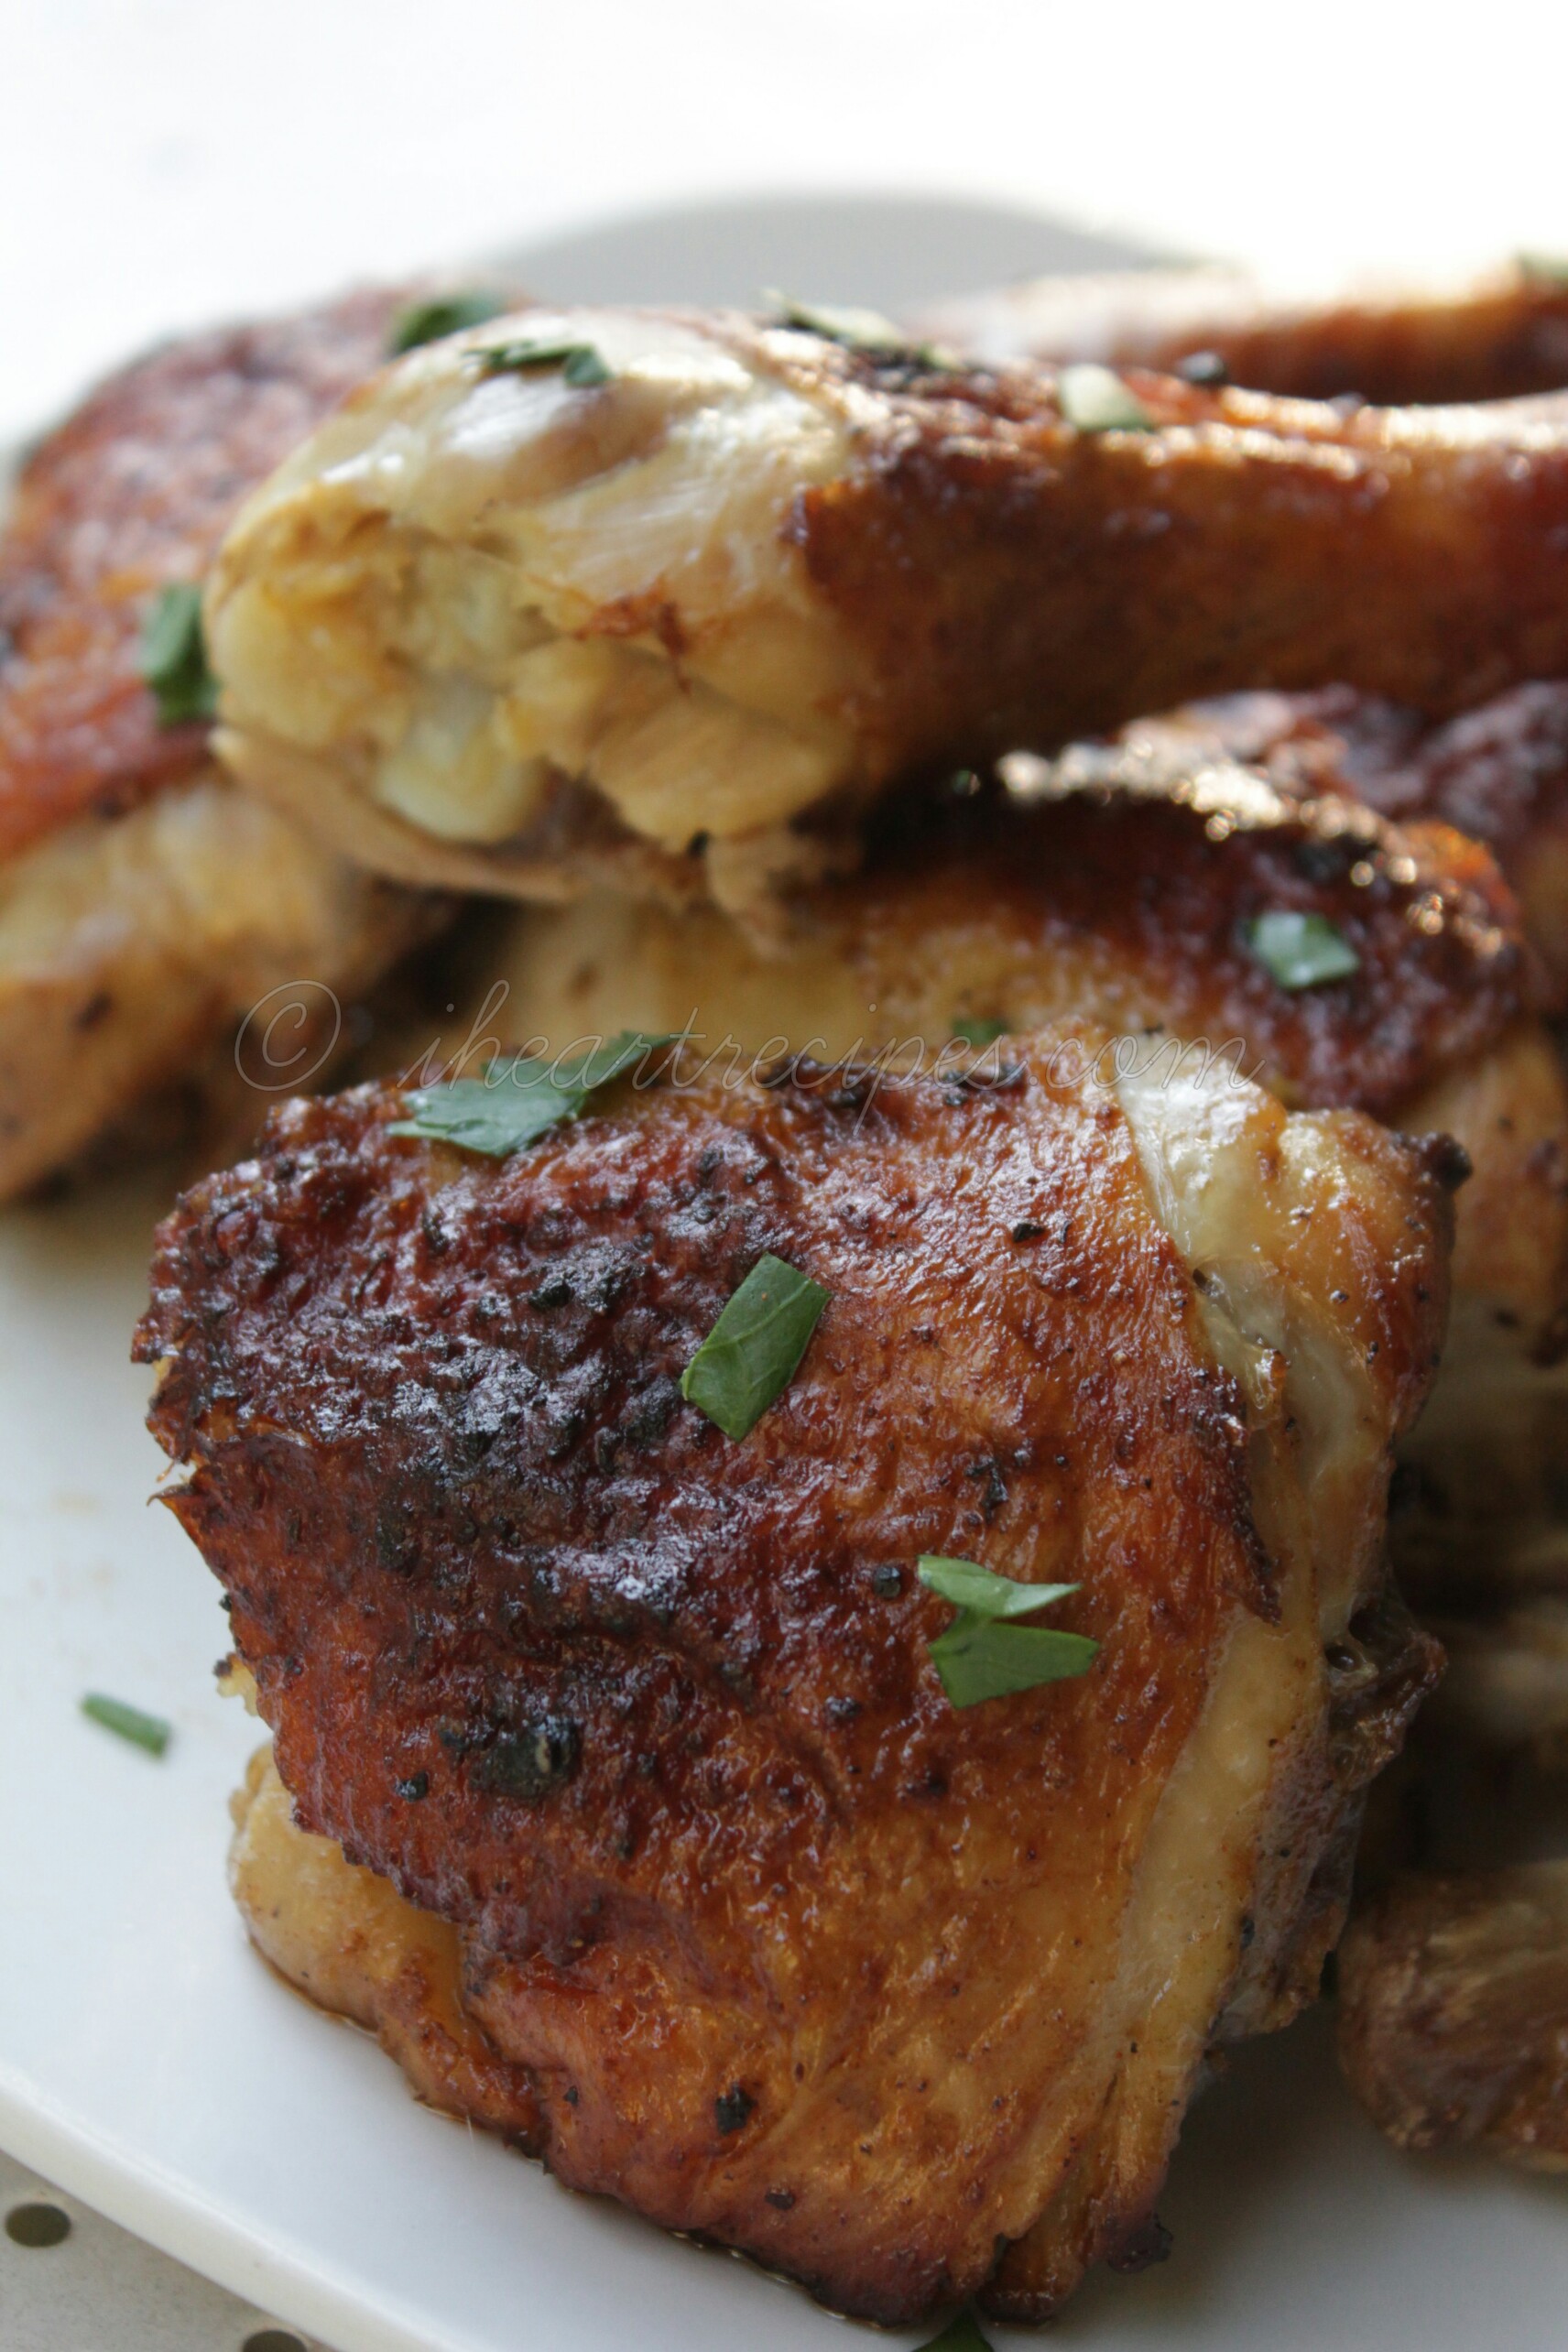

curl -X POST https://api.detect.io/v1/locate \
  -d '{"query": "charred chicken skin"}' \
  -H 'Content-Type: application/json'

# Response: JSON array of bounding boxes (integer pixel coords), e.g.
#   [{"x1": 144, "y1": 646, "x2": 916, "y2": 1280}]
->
[
  {"x1": 0, "y1": 289, "x2": 442, "y2": 1195},
  {"x1": 140, "y1": 1040, "x2": 1452, "y2": 2324},
  {"x1": 206, "y1": 304, "x2": 1568, "y2": 914}
]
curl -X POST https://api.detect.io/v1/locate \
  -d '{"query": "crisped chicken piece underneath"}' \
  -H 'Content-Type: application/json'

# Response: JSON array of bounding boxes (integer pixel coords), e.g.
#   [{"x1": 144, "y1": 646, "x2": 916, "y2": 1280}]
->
[
  {"x1": 1334, "y1": 681, "x2": 1568, "y2": 997},
  {"x1": 974, "y1": 685, "x2": 1568, "y2": 1619},
  {"x1": 140, "y1": 1041, "x2": 1451, "y2": 2321},
  {"x1": 0, "y1": 288, "x2": 443, "y2": 1193},
  {"x1": 1338, "y1": 1863, "x2": 1568, "y2": 2172},
  {"x1": 1040, "y1": 679, "x2": 1568, "y2": 997},
  {"x1": 437, "y1": 716, "x2": 1567, "y2": 1649},
  {"x1": 207, "y1": 303, "x2": 1568, "y2": 915},
  {"x1": 0, "y1": 768, "x2": 423, "y2": 1195},
  {"x1": 437, "y1": 741, "x2": 1564, "y2": 1362},
  {"x1": 914, "y1": 259, "x2": 1568, "y2": 406}
]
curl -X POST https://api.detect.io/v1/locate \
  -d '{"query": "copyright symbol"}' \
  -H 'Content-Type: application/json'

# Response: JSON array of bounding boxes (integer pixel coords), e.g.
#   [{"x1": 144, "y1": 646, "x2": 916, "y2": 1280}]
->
[{"x1": 234, "y1": 980, "x2": 343, "y2": 1093}]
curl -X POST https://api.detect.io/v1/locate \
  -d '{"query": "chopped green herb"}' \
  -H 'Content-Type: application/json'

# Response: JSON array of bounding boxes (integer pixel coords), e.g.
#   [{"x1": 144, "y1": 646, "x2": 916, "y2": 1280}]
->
[
  {"x1": 1174, "y1": 347, "x2": 1231, "y2": 387},
  {"x1": 389, "y1": 290, "x2": 507, "y2": 354},
  {"x1": 919, "y1": 1555, "x2": 1097, "y2": 1710},
  {"x1": 81, "y1": 1693, "x2": 172, "y2": 1757},
  {"x1": 1247, "y1": 909, "x2": 1360, "y2": 991},
  {"x1": 1057, "y1": 362, "x2": 1156, "y2": 434},
  {"x1": 1518, "y1": 253, "x2": 1568, "y2": 289},
  {"x1": 916, "y1": 2310, "x2": 995, "y2": 2352},
  {"x1": 480, "y1": 336, "x2": 612, "y2": 387},
  {"x1": 139, "y1": 583, "x2": 217, "y2": 725},
  {"x1": 952, "y1": 1015, "x2": 1009, "y2": 1050},
  {"x1": 768, "y1": 292, "x2": 950, "y2": 368},
  {"x1": 391, "y1": 1030, "x2": 673, "y2": 1159},
  {"x1": 681, "y1": 1253, "x2": 831, "y2": 1442}
]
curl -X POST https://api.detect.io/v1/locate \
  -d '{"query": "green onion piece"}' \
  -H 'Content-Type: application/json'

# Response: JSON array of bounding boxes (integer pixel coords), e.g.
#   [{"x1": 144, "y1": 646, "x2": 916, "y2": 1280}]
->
[
  {"x1": 81, "y1": 1693, "x2": 172, "y2": 1757},
  {"x1": 389, "y1": 291, "x2": 507, "y2": 354},
  {"x1": 952, "y1": 1015, "x2": 1009, "y2": 1050},
  {"x1": 919, "y1": 1555, "x2": 1097, "y2": 1710},
  {"x1": 1247, "y1": 909, "x2": 1360, "y2": 991},
  {"x1": 681, "y1": 1253, "x2": 831, "y2": 1442},
  {"x1": 1518, "y1": 253, "x2": 1568, "y2": 289},
  {"x1": 480, "y1": 337, "x2": 612, "y2": 387},
  {"x1": 1057, "y1": 362, "x2": 1156, "y2": 433},
  {"x1": 390, "y1": 1030, "x2": 673, "y2": 1159},
  {"x1": 916, "y1": 2309, "x2": 996, "y2": 2351},
  {"x1": 138, "y1": 583, "x2": 217, "y2": 726}
]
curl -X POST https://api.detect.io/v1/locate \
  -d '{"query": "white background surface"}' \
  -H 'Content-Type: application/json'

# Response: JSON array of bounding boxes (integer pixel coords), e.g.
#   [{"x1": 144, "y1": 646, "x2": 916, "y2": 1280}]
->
[
  {"x1": 8, "y1": 7, "x2": 1568, "y2": 2347},
  {"x1": 8, "y1": 0, "x2": 1568, "y2": 448}
]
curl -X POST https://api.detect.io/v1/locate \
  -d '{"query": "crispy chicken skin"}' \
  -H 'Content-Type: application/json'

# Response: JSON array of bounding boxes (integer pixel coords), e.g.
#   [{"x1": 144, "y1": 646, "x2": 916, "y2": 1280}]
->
[
  {"x1": 207, "y1": 305, "x2": 1568, "y2": 913},
  {"x1": 916, "y1": 261, "x2": 1568, "y2": 406},
  {"x1": 456, "y1": 739, "x2": 1565, "y2": 1356},
  {"x1": 139, "y1": 1043, "x2": 1452, "y2": 2321},
  {"x1": 0, "y1": 289, "x2": 440, "y2": 1194},
  {"x1": 0, "y1": 288, "x2": 407, "y2": 859},
  {"x1": 1323, "y1": 681, "x2": 1568, "y2": 997},
  {"x1": 1045, "y1": 681, "x2": 1568, "y2": 996}
]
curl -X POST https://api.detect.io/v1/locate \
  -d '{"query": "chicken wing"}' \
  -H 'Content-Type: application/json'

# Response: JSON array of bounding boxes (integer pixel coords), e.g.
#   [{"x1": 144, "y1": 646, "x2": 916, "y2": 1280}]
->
[
  {"x1": 0, "y1": 288, "x2": 447, "y2": 1194},
  {"x1": 205, "y1": 305, "x2": 1568, "y2": 915},
  {"x1": 915, "y1": 259, "x2": 1568, "y2": 406},
  {"x1": 138, "y1": 1038, "x2": 1453, "y2": 2322}
]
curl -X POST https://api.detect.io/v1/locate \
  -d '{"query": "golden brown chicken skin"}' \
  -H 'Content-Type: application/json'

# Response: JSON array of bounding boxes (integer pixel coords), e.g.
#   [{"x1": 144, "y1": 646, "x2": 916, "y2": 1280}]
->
[
  {"x1": 139, "y1": 1041, "x2": 1453, "y2": 2323},
  {"x1": 467, "y1": 742, "x2": 1563, "y2": 1356},
  {"x1": 0, "y1": 289, "x2": 448, "y2": 1194},
  {"x1": 915, "y1": 260, "x2": 1568, "y2": 407},
  {"x1": 1043, "y1": 681, "x2": 1568, "y2": 994},
  {"x1": 0, "y1": 289, "x2": 408, "y2": 859},
  {"x1": 207, "y1": 306, "x2": 1568, "y2": 913}
]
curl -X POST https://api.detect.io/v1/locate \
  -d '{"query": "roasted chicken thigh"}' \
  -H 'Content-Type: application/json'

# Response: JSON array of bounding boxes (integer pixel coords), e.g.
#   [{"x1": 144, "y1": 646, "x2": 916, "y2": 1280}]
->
[
  {"x1": 139, "y1": 1036, "x2": 1453, "y2": 2322},
  {"x1": 444, "y1": 728, "x2": 1566, "y2": 1365},
  {"x1": 205, "y1": 305, "x2": 1568, "y2": 914},
  {"x1": 0, "y1": 289, "x2": 442, "y2": 1194}
]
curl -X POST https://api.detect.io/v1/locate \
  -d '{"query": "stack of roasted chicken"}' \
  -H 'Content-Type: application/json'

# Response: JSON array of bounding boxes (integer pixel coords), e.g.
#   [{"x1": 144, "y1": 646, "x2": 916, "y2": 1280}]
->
[{"x1": 10, "y1": 256, "x2": 1568, "y2": 2328}]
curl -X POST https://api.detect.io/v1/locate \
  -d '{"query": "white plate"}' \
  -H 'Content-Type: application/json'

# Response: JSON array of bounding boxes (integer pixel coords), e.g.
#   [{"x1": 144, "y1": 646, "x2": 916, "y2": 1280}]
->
[{"x1": 3, "y1": 194, "x2": 1568, "y2": 2352}]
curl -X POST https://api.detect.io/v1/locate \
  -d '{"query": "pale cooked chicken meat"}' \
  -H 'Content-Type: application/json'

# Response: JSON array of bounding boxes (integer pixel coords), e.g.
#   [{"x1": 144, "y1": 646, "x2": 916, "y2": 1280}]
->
[
  {"x1": 205, "y1": 304, "x2": 1568, "y2": 914},
  {"x1": 915, "y1": 258, "x2": 1568, "y2": 406},
  {"x1": 1338, "y1": 1862, "x2": 1568, "y2": 2172},
  {"x1": 0, "y1": 288, "x2": 444, "y2": 1195},
  {"x1": 139, "y1": 1038, "x2": 1453, "y2": 2323},
  {"x1": 228, "y1": 1733, "x2": 541, "y2": 2141}
]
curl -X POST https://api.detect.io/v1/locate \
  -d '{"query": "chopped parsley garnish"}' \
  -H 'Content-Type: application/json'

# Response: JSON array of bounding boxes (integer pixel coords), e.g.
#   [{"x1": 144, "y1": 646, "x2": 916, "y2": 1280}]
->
[
  {"x1": 917, "y1": 2309, "x2": 995, "y2": 2351},
  {"x1": 389, "y1": 291, "x2": 507, "y2": 354},
  {"x1": 1175, "y1": 347, "x2": 1231, "y2": 387},
  {"x1": 81, "y1": 1693, "x2": 172, "y2": 1757},
  {"x1": 952, "y1": 1015, "x2": 1009, "y2": 1050},
  {"x1": 681, "y1": 1254, "x2": 831, "y2": 1442},
  {"x1": 391, "y1": 1030, "x2": 673, "y2": 1158},
  {"x1": 480, "y1": 336, "x2": 612, "y2": 387},
  {"x1": 139, "y1": 583, "x2": 217, "y2": 725},
  {"x1": 1056, "y1": 362, "x2": 1156, "y2": 434},
  {"x1": 1247, "y1": 909, "x2": 1360, "y2": 991},
  {"x1": 768, "y1": 292, "x2": 949, "y2": 367},
  {"x1": 919, "y1": 1556, "x2": 1097, "y2": 1710}
]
